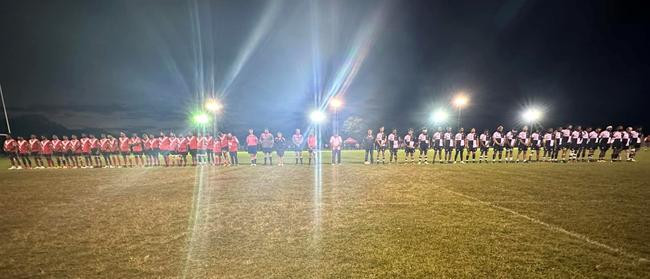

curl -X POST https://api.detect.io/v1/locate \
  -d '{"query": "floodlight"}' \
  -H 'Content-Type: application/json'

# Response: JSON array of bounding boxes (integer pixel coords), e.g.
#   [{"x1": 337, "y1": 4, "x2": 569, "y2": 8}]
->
[
  {"x1": 309, "y1": 110, "x2": 326, "y2": 123},
  {"x1": 204, "y1": 98, "x2": 223, "y2": 113}
]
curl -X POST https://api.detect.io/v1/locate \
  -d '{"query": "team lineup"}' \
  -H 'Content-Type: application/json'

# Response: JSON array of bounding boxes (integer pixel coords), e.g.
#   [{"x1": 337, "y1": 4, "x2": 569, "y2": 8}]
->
[{"x1": 1, "y1": 124, "x2": 644, "y2": 169}]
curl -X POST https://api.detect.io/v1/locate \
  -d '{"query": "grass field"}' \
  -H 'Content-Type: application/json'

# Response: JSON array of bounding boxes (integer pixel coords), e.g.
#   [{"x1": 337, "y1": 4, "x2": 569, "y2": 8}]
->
[{"x1": 1, "y1": 149, "x2": 649, "y2": 278}]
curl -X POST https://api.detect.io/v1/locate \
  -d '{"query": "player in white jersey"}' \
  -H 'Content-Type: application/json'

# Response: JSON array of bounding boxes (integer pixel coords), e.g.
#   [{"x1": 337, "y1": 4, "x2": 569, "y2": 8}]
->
[
  {"x1": 479, "y1": 129, "x2": 490, "y2": 163},
  {"x1": 530, "y1": 129, "x2": 541, "y2": 162},
  {"x1": 505, "y1": 128, "x2": 516, "y2": 162},
  {"x1": 491, "y1": 126, "x2": 505, "y2": 162},
  {"x1": 578, "y1": 127, "x2": 589, "y2": 161},
  {"x1": 443, "y1": 127, "x2": 454, "y2": 163},
  {"x1": 597, "y1": 126, "x2": 612, "y2": 162},
  {"x1": 432, "y1": 127, "x2": 444, "y2": 163},
  {"x1": 403, "y1": 129, "x2": 416, "y2": 163},
  {"x1": 515, "y1": 126, "x2": 529, "y2": 162},
  {"x1": 623, "y1": 127, "x2": 632, "y2": 161},
  {"x1": 542, "y1": 128, "x2": 554, "y2": 161},
  {"x1": 453, "y1": 128, "x2": 465, "y2": 163},
  {"x1": 388, "y1": 129, "x2": 399, "y2": 163},
  {"x1": 375, "y1": 126, "x2": 387, "y2": 164},
  {"x1": 560, "y1": 125, "x2": 572, "y2": 162},
  {"x1": 586, "y1": 127, "x2": 599, "y2": 162},
  {"x1": 417, "y1": 128, "x2": 430, "y2": 164},
  {"x1": 569, "y1": 126, "x2": 583, "y2": 161},
  {"x1": 552, "y1": 127, "x2": 562, "y2": 162},
  {"x1": 465, "y1": 128, "x2": 478, "y2": 163},
  {"x1": 627, "y1": 127, "x2": 639, "y2": 162},
  {"x1": 611, "y1": 126, "x2": 624, "y2": 161}
]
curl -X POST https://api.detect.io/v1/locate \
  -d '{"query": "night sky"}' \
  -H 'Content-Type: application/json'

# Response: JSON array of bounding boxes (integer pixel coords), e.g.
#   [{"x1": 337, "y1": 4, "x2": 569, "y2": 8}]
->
[{"x1": 0, "y1": 0, "x2": 648, "y2": 137}]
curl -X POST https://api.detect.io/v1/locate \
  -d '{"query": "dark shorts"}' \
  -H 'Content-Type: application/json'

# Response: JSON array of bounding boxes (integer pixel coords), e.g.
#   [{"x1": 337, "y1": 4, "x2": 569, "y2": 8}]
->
[
  {"x1": 376, "y1": 145, "x2": 386, "y2": 152},
  {"x1": 531, "y1": 144, "x2": 540, "y2": 151},
  {"x1": 262, "y1": 147, "x2": 273, "y2": 154},
  {"x1": 419, "y1": 143, "x2": 429, "y2": 151},
  {"x1": 206, "y1": 149, "x2": 213, "y2": 154},
  {"x1": 504, "y1": 144, "x2": 513, "y2": 151},
  {"x1": 493, "y1": 145, "x2": 503, "y2": 152},
  {"x1": 390, "y1": 148, "x2": 398, "y2": 154},
  {"x1": 189, "y1": 149, "x2": 197, "y2": 157},
  {"x1": 112, "y1": 151, "x2": 120, "y2": 155},
  {"x1": 560, "y1": 137, "x2": 570, "y2": 148},
  {"x1": 294, "y1": 146, "x2": 303, "y2": 152},
  {"x1": 31, "y1": 152, "x2": 41, "y2": 157},
  {"x1": 120, "y1": 151, "x2": 131, "y2": 156},
  {"x1": 634, "y1": 143, "x2": 641, "y2": 149},
  {"x1": 612, "y1": 140, "x2": 622, "y2": 150},
  {"x1": 178, "y1": 151, "x2": 188, "y2": 156},
  {"x1": 588, "y1": 141, "x2": 598, "y2": 150},
  {"x1": 455, "y1": 141, "x2": 464, "y2": 150},
  {"x1": 82, "y1": 152, "x2": 91, "y2": 156},
  {"x1": 160, "y1": 150, "x2": 170, "y2": 156},
  {"x1": 247, "y1": 146, "x2": 258, "y2": 154},
  {"x1": 599, "y1": 141, "x2": 610, "y2": 151},
  {"x1": 221, "y1": 147, "x2": 229, "y2": 153},
  {"x1": 133, "y1": 151, "x2": 143, "y2": 156},
  {"x1": 54, "y1": 151, "x2": 64, "y2": 157},
  {"x1": 19, "y1": 153, "x2": 29, "y2": 157},
  {"x1": 518, "y1": 143, "x2": 528, "y2": 151},
  {"x1": 152, "y1": 148, "x2": 160, "y2": 156},
  {"x1": 8, "y1": 152, "x2": 18, "y2": 159},
  {"x1": 277, "y1": 149, "x2": 285, "y2": 157},
  {"x1": 480, "y1": 146, "x2": 489, "y2": 153},
  {"x1": 405, "y1": 147, "x2": 415, "y2": 154}
]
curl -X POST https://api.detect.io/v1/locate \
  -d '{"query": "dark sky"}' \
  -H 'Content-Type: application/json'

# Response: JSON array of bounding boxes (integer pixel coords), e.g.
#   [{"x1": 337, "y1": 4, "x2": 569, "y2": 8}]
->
[{"x1": 1, "y1": 0, "x2": 648, "y2": 136}]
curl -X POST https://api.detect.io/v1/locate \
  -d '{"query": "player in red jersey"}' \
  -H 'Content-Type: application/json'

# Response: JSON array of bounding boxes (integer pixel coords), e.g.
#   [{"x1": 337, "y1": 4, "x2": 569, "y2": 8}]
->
[
  {"x1": 131, "y1": 133, "x2": 144, "y2": 167},
  {"x1": 228, "y1": 133, "x2": 239, "y2": 165},
  {"x1": 307, "y1": 132, "x2": 317, "y2": 165},
  {"x1": 118, "y1": 132, "x2": 132, "y2": 167},
  {"x1": 212, "y1": 133, "x2": 222, "y2": 166},
  {"x1": 246, "y1": 129, "x2": 259, "y2": 166},
  {"x1": 188, "y1": 132, "x2": 198, "y2": 166},
  {"x1": 89, "y1": 134, "x2": 101, "y2": 167},
  {"x1": 40, "y1": 136, "x2": 54, "y2": 168},
  {"x1": 149, "y1": 134, "x2": 160, "y2": 166},
  {"x1": 71, "y1": 135, "x2": 82, "y2": 168},
  {"x1": 159, "y1": 132, "x2": 171, "y2": 167},
  {"x1": 220, "y1": 132, "x2": 230, "y2": 166},
  {"x1": 142, "y1": 134, "x2": 152, "y2": 167},
  {"x1": 29, "y1": 134, "x2": 44, "y2": 168},
  {"x1": 80, "y1": 133, "x2": 92, "y2": 168},
  {"x1": 176, "y1": 133, "x2": 189, "y2": 167},
  {"x1": 17, "y1": 136, "x2": 32, "y2": 168},
  {"x1": 108, "y1": 134, "x2": 120, "y2": 167},
  {"x1": 51, "y1": 135, "x2": 64, "y2": 168},
  {"x1": 61, "y1": 135, "x2": 71, "y2": 168},
  {"x1": 206, "y1": 133, "x2": 214, "y2": 164},
  {"x1": 198, "y1": 132, "x2": 208, "y2": 165},
  {"x1": 99, "y1": 134, "x2": 112, "y2": 168},
  {"x1": 3, "y1": 135, "x2": 21, "y2": 169}
]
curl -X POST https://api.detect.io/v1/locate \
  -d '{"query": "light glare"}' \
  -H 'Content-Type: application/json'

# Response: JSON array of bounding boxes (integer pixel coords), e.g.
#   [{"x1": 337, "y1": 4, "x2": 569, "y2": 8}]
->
[
  {"x1": 453, "y1": 95, "x2": 469, "y2": 108},
  {"x1": 193, "y1": 113, "x2": 210, "y2": 125},
  {"x1": 309, "y1": 110, "x2": 326, "y2": 123},
  {"x1": 522, "y1": 107, "x2": 543, "y2": 123},
  {"x1": 204, "y1": 98, "x2": 223, "y2": 113}
]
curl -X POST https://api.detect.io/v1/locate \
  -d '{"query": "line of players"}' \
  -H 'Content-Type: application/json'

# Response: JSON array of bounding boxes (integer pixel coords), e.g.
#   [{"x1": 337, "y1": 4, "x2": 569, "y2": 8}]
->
[
  {"x1": 2, "y1": 128, "x2": 320, "y2": 169},
  {"x1": 3, "y1": 131, "x2": 241, "y2": 169},
  {"x1": 362, "y1": 125, "x2": 643, "y2": 164},
  {"x1": 2, "y1": 125, "x2": 643, "y2": 169}
]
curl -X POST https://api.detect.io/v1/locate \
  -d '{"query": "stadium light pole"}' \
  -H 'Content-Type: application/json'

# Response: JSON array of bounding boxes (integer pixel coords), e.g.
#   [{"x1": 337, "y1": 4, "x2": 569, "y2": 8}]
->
[
  {"x1": 452, "y1": 94, "x2": 469, "y2": 128},
  {"x1": 0, "y1": 83, "x2": 11, "y2": 134},
  {"x1": 330, "y1": 97, "x2": 343, "y2": 135},
  {"x1": 204, "y1": 98, "x2": 223, "y2": 135}
]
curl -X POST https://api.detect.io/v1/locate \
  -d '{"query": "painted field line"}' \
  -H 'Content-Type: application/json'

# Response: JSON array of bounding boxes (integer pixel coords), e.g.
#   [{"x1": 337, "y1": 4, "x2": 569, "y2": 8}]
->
[{"x1": 440, "y1": 186, "x2": 649, "y2": 263}]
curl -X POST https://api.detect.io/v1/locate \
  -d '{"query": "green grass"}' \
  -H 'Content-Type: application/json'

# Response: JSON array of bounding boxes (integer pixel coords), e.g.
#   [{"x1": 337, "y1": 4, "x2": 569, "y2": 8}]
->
[{"x1": 0, "y1": 149, "x2": 649, "y2": 278}]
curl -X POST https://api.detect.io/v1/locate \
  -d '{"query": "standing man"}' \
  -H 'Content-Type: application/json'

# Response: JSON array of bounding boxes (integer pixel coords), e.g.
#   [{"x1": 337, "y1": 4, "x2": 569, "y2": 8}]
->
[
  {"x1": 260, "y1": 129, "x2": 274, "y2": 166},
  {"x1": 375, "y1": 126, "x2": 387, "y2": 164},
  {"x1": 29, "y1": 134, "x2": 44, "y2": 169},
  {"x1": 542, "y1": 128, "x2": 554, "y2": 162},
  {"x1": 188, "y1": 132, "x2": 199, "y2": 166},
  {"x1": 454, "y1": 128, "x2": 465, "y2": 163},
  {"x1": 275, "y1": 132, "x2": 287, "y2": 166},
  {"x1": 292, "y1": 129, "x2": 304, "y2": 165},
  {"x1": 52, "y1": 135, "x2": 64, "y2": 168},
  {"x1": 465, "y1": 128, "x2": 478, "y2": 163},
  {"x1": 432, "y1": 127, "x2": 443, "y2": 163},
  {"x1": 307, "y1": 132, "x2": 317, "y2": 165},
  {"x1": 330, "y1": 132, "x2": 343, "y2": 165},
  {"x1": 80, "y1": 133, "x2": 92, "y2": 168},
  {"x1": 119, "y1": 132, "x2": 132, "y2": 167},
  {"x1": 479, "y1": 129, "x2": 490, "y2": 163},
  {"x1": 443, "y1": 127, "x2": 453, "y2": 163},
  {"x1": 100, "y1": 134, "x2": 112, "y2": 168},
  {"x1": 246, "y1": 129, "x2": 259, "y2": 166},
  {"x1": 40, "y1": 135, "x2": 54, "y2": 168},
  {"x1": 3, "y1": 135, "x2": 21, "y2": 169},
  {"x1": 388, "y1": 129, "x2": 399, "y2": 164},
  {"x1": 417, "y1": 128, "x2": 430, "y2": 164},
  {"x1": 530, "y1": 129, "x2": 541, "y2": 162},
  {"x1": 363, "y1": 129, "x2": 374, "y2": 164},
  {"x1": 17, "y1": 136, "x2": 32, "y2": 169},
  {"x1": 404, "y1": 129, "x2": 416, "y2": 163},
  {"x1": 515, "y1": 126, "x2": 529, "y2": 163},
  {"x1": 505, "y1": 128, "x2": 516, "y2": 163},
  {"x1": 492, "y1": 126, "x2": 504, "y2": 163}
]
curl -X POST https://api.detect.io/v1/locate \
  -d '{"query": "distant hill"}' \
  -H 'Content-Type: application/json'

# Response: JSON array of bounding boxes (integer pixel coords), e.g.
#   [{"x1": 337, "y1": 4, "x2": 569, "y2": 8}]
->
[{"x1": 1, "y1": 114, "x2": 107, "y2": 137}]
